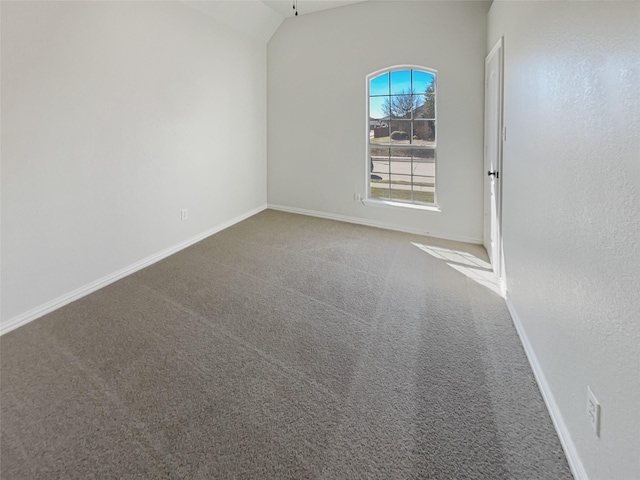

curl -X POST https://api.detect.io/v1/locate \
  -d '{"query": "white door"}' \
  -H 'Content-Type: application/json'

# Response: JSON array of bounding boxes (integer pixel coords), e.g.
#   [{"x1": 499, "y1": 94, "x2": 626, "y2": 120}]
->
[{"x1": 484, "y1": 38, "x2": 504, "y2": 285}]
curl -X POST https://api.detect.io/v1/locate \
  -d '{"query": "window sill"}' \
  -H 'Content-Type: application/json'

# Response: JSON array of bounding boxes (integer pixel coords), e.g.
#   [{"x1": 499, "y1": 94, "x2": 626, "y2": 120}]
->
[{"x1": 362, "y1": 198, "x2": 441, "y2": 212}]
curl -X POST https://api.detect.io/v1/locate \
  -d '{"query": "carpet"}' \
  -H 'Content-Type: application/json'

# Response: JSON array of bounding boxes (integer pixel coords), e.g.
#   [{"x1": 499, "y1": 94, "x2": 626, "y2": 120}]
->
[{"x1": 0, "y1": 210, "x2": 572, "y2": 479}]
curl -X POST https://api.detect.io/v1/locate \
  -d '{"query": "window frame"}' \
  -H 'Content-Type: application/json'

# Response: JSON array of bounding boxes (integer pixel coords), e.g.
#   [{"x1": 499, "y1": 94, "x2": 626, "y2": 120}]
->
[{"x1": 366, "y1": 65, "x2": 438, "y2": 209}]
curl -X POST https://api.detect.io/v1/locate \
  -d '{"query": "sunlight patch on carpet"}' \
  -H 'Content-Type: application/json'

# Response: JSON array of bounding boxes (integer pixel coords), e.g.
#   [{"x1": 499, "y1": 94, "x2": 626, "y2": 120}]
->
[{"x1": 412, "y1": 243, "x2": 503, "y2": 297}]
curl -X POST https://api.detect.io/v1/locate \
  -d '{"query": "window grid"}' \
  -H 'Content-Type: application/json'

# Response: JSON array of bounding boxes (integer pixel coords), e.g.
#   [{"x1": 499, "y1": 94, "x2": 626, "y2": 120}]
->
[{"x1": 369, "y1": 67, "x2": 436, "y2": 206}]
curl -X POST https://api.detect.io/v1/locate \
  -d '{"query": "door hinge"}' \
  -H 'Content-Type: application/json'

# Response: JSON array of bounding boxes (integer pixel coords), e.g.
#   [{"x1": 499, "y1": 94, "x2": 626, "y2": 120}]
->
[{"x1": 502, "y1": 126, "x2": 507, "y2": 142}]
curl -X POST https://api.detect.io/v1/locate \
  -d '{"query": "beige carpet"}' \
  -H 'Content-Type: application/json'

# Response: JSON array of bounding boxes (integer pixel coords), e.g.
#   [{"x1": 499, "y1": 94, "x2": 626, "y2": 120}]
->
[{"x1": 1, "y1": 210, "x2": 571, "y2": 479}]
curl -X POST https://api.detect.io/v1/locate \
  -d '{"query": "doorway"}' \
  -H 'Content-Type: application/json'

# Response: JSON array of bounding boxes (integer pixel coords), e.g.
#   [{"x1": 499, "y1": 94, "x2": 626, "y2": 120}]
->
[{"x1": 483, "y1": 38, "x2": 505, "y2": 291}]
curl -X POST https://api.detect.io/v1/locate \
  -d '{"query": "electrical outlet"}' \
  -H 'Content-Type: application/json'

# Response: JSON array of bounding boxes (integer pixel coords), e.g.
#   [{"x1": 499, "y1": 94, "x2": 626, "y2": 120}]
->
[
  {"x1": 587, "y1": 386, "x2": 600, "y2": 437},
  {"x1": 181, "y1": 209, "x2": 188, "y2": 221}
]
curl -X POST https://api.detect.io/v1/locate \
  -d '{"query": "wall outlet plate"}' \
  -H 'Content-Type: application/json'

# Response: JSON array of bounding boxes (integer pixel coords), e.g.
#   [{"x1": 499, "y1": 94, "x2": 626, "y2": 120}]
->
[
  {"x1": 181, "y1": 209, "x2": 188, "y2": 221},
  {"x1": 587, "y1": 386, "x2": 600, "y2": 437}
]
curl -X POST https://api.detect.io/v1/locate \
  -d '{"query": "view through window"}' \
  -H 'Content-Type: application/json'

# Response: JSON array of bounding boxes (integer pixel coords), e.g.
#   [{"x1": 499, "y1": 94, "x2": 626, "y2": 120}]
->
[{"x1": 368, "y1": 67, "x2": 436, "y2": 205}]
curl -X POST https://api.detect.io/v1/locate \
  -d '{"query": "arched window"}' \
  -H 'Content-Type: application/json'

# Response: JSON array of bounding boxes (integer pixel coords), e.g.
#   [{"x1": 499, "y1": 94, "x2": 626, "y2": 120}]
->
[{"x1": 368, "y1": 67, "x2": 436, "y2": 206}]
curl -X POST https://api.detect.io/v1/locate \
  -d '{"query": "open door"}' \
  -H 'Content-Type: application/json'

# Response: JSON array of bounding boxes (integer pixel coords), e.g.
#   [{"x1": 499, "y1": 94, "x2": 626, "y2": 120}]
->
[{"x1": 483, "y1": 38, "x2": 505, "y2": 290}]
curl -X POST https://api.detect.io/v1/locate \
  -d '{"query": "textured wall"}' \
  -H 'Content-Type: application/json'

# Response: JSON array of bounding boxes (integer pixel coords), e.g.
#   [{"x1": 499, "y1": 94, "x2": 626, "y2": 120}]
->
[
  {"x1": 267, "y1": 1, "x2": 490, "y2": 243},
  {"x1": 1, "y1": 1, "x2": 267, "y2": 324},
  {"x1": 488, "y1": 2, "x2": 640, "y2": 478}
]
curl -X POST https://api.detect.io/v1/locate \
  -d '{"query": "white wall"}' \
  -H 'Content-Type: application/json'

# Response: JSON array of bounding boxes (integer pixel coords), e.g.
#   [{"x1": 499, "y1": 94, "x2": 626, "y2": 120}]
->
[
  {"x1": 488, "y1": 2, "x2": 640, "y2": 479},
  {"x1": 1, "y1": 1, "x2": 268, "y2": 329},
  {"x1": 267, "y1": 1, "x2": 490, "y2": 243}
]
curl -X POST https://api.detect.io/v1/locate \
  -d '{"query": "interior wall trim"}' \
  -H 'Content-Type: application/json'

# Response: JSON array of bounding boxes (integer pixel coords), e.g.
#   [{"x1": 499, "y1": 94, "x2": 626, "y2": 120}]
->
[
  {"x1": 0, "y1": 204, "x2": 268, "y2": 336},
  {"x1": 267, "y1": 204, "x2": 483, "y2": 245},
  {"x1": 505, "y1": 292, "x2": 588, "y2": 480}
]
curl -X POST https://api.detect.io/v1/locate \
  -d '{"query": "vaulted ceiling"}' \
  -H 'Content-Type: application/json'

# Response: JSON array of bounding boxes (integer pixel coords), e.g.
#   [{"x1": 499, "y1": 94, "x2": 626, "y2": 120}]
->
[
  {"x1": 261, "y1": 0, "x2": 366, "y2": 18},
  {"x1": 181, "y1": 0, "x2": 367, "y2": 42}
]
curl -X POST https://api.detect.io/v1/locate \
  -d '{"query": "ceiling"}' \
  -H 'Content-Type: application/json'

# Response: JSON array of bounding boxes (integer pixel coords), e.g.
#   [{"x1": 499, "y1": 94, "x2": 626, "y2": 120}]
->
[
  {"x1": 261, "y1": 0, "x2": 367, "y2": 18},
  {"x1": 181, "y1": 0, "x2": 369, "y2": 43}
]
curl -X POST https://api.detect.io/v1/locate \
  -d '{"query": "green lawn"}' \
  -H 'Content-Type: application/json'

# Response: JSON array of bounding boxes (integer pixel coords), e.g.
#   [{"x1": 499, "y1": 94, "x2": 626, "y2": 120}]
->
[
  {"x1": 370, "y1": 187, "x2": 434, "y2": 204},
  {"x1": 371, "y1": 179, "x2": 434, "y2": 188},
  {"x1": 370, "y1": 136, "x2": 435, "y2": 147}
]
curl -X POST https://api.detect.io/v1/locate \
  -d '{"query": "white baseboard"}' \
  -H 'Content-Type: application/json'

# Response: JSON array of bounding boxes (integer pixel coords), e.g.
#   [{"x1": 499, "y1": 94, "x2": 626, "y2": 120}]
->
[
  {"x1": 0, "y1": 204, "x2": 267, "y2": 336},
  {"x1": 267, "y1": 204, "x2": 483, "y2": 245},
  {"x1": 505, "y1": 293, "x2": 588, "y2": 480}
]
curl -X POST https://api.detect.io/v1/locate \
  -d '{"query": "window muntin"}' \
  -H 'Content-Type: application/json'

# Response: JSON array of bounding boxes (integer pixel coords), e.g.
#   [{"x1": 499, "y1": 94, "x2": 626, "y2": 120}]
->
[{"x1": 368, "y1": 67, "x2": 436, "y2": 206}]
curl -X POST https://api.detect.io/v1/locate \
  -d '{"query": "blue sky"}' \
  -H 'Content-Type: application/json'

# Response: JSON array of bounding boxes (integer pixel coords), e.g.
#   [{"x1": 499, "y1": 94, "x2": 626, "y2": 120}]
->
[{"x1": 369, "y1": 69, "x2": 435, "y2": 119}]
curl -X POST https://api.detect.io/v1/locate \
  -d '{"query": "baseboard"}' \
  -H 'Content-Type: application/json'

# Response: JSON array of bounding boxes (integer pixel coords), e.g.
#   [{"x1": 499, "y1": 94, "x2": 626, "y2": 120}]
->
[
  {"x1": 0, "y1": 204, "x2": 267, "y2": 337},
  {"x1": 505, "y1": 293, "x2": 588, "y2": 480},
  {"x1": 267, "y1": 204, "x2": 483, "y2": 245}
]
